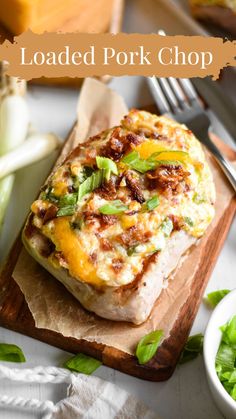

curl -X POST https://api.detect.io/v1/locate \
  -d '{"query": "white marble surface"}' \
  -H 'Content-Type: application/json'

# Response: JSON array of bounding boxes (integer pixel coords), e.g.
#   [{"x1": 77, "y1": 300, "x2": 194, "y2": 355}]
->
[{"x1": 0, "y1": 1, "x2": 235, "y2": 418}]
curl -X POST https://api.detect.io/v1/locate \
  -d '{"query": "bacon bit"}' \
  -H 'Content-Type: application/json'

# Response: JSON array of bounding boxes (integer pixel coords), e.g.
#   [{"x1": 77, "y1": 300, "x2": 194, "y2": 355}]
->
[
  {"x1": 100, "y1": 237, "x2": 113, "y2": 251},
  {"x1": 42, "y1": 205, "x2": 58, "y2": 224},
  {"x1": 146, "y1": 164, "x2": 190, "y2": 195},
  {"x1": 124, "y1": 171, "x2": 145, "y2": 204},
  {"x1": 101, "y1": 128, "x2": 142, "y2": 162},
  {"x1": 118, "y1": 225, "x2": 152, "y2": 247},
  {"x1": 97, "y1": 175, "x2": 119, "y2": 200},
  {"x1": 85, "y1": 148, "x2": 97, "y2": 162},
  {"x1": 112, "y1": 257, "x2": 124, "y2": 273},
  {"x1": 100, "y1": 214, "x2": 117, "y2": 229},
  {"x1": 168, "y1": 214, "x2": 182, "y2": 231}
]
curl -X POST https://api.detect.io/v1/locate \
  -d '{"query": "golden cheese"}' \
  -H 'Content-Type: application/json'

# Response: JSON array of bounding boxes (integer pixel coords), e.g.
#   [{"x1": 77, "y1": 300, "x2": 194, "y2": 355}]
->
[{"x1": 43, "y1": 218, "x2": 102, "y2": 286}]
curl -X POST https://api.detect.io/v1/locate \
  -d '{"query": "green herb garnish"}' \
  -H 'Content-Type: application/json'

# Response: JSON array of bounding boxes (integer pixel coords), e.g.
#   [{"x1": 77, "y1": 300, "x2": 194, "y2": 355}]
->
[
  {"x1": 146, "y1": 195, "x2": 159, "y2": 211},
  {"x1": 59, "y1": 193, "x2": 77, "y2": 207},
  {"x1": 161, "y1": 218, "x2": 173, "y2": 237},
  {"x1": 96, "y1": 156, "x2": 118, "y2": 181},
  {"x1": 136, "y1": 330, "x2": 163, "y2": 365},
  {"x1": 216, "y1": 315, "x2": 236, "y2": 401},
  {"x1": 57, "y1": 205, "x2": 76, "y2": 217},
  {"x1": 122, "y1": 151, "x2": 156, "y2": 173},
  {"x1": 78, "y1": 170, "x2": 105, "y2": 201},
  {"x1": 99, "y1": 200, "x2": 128, "y2": 215},
  {"x1": 184, "y1": 217, "x2": 194, "y2": 227},
  {"x1": 0, "y1": 343, "x2": 26, "y2": 363},
  {"x1": 204, "y1": 290, "x2": 230, "y2": 309},
  {"x1": 64, "y1": 353, "x2": 102, "y2": 375},
  {"x1": 179, "y1": 334, "x2": 204, "y2": 364}
]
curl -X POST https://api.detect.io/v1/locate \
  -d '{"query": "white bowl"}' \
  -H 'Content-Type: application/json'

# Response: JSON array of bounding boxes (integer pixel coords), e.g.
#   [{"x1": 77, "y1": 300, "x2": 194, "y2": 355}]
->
[{"x1": 204, "y1": 289, "x2": 236, "y2": 419}]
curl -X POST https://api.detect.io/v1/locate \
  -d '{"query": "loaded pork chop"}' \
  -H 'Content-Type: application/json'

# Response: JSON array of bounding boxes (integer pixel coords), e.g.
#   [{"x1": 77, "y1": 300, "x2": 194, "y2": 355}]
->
[{"x1": 23, "y1": 110, "x2": 215, "y2": 324}]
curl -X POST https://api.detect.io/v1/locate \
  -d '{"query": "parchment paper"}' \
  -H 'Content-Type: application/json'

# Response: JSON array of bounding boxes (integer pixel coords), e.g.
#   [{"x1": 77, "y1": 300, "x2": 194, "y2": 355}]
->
[{"x1": 13, "y1": 78, "x2": 235, "y2": 355}]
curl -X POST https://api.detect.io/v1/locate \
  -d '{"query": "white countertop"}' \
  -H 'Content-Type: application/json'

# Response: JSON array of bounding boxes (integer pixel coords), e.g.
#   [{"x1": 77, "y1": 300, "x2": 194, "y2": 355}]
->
[{"x1": 0, "y1": 1, "x2": 235, "y2": 418}]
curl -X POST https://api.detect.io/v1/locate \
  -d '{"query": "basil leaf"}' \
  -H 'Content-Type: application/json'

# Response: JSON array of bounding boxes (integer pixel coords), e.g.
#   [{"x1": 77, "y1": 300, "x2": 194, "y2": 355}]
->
[
  {"x1": 204, "y1": 290, "x2": 230, "y2": 309},
  {"x1": 99, "y1": 200, "x2": 128, "y2": 215},
  {"x1": 146, "y1": 195, "x2": 159, "y2": 211},
  {"x1": 0, "y1": 343, "x2": 26, "y2": 363},
  {"x1": 78, "y1": 170, "x2": 105, "y2": 201},
  {"x1": 231, "y1": 384, "x2": 236, "y2": 400},
  {"x1": 59, "y1": 193, "x2": 77, "y2": 207},
  {"x1": 96, "y1": 156, "x2": 118, "y2": 177},
  {"x1": 64, "y1": 353, "x2": 101, "y2": 375},
  {"x1": 57, "y1": 205, "x2": 76, "y2": 217},
  {"x1": 161, "y1": 218, "x2": 173, "y2": 237},
  {"x1": 136, "y1": 330, "x2": 163, "y2": 365},
  {"x1": 179, "y1": 334, "x2": 204, "y2": 364}
]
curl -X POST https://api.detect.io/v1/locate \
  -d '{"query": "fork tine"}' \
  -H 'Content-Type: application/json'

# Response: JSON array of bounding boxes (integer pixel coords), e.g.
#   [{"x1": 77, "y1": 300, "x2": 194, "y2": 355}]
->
[
  {"x1": 178, "y1": 78, "x2": 202, "y2": 107},
  {"x1": 158, "y1": 78, "x2": 180, "y2": 113},
  {"x1": 147, "y1": 76, "x2": 171, "y2": 115}
]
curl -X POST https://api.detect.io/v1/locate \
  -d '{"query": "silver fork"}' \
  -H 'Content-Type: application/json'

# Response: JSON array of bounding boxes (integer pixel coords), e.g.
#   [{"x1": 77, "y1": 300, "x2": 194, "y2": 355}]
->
[{"x1": 147, "y1": 75, "x2": 236, "y2": 192}]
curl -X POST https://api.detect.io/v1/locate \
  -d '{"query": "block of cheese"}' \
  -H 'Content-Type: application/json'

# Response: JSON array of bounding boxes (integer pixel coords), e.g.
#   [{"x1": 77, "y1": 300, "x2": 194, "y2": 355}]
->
[
  {"x1": 0, "y1": 0, "x2": 114, "y2": 35},
  {"x1": 189, "y1": 0, "x2": 236, "y2": 34}
]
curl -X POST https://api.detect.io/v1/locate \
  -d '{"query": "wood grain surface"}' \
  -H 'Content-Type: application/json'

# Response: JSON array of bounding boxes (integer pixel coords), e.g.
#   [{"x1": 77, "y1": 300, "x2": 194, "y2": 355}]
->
[{"x1": 0, "y1": 121, "x2": 235, "y2": 382}]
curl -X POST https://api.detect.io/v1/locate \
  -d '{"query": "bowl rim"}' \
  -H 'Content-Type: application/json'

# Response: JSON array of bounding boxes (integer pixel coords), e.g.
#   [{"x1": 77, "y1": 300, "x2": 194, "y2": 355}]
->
[{"x1": 203, "y1": 288, "x2": 236, "y2": 411}]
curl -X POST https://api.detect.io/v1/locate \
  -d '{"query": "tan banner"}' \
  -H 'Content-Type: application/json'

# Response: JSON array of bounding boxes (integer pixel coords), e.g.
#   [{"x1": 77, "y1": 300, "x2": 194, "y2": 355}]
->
[{"x1": 0, "y1": 32, "x2": 235, "y2": 80}]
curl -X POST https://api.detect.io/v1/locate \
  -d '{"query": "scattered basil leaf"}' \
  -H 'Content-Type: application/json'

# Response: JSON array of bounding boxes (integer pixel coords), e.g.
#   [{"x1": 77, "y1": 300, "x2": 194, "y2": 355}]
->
[
  {"x1": 59, "y1": 193, "x2": 77, "y2": 207},
  {"x1": 204, "y1": 290, "x2": 230, "y2": 309},
  {"x1": 136, "y1": 330, "x2": 163, "y2": 365},
  {"x1": 64, "y1": 353, "x2": 102, "y2": 375},
  {"x1": 99, "y1": 200, "x2": 128, "y2": 215},
  {"x1": 78, "y1": 170, "x2": 105, "y2": 201},
  {"x1": 0, "y1": 343, "x2": 26, "y2": 363},
  {"x1": 57, "y1": 205, "x2": 76, "y2": 217},
  {"x1": 179, "y1": 334, "x2": 204, "y2": 364},
  {"x1": 161, "y1": 218, "x2": 173, "y2": 237},
  {"x1": 146, "y1": 195, "x2": 159, "y2": 211}
]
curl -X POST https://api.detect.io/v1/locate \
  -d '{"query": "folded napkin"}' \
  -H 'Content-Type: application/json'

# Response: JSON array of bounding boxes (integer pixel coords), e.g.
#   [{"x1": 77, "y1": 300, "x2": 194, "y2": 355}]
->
[{"x1": 51, "y1": 374, "x2": 159, "y2": 419}]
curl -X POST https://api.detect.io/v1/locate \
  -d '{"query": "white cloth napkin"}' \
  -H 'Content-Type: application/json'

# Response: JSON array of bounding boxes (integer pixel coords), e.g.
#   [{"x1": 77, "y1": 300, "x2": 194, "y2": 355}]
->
[{"x1": 51, "y1": 375, "x2": 159, "y2": 419}]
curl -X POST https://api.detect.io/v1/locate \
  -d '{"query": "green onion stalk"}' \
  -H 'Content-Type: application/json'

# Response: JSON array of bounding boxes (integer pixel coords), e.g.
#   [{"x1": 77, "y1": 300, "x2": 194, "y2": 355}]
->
[{"x1": 0, "y1": 61, "x2": 29, "y2": 229}]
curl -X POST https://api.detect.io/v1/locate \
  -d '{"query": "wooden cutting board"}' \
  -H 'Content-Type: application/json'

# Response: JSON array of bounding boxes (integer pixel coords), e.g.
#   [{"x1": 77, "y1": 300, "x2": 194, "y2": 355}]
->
[{"x1": 0, "y1": 120, "x2": 235, "y2": 382}]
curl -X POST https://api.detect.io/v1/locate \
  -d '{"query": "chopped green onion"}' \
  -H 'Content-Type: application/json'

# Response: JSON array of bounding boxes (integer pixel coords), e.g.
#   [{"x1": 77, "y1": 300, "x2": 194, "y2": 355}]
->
[
  {"x1": 59, "y1": 193, "x2": 77, "y2": 207},
  {"x1": 122, "y1": 151, "x2": 139, "y2": 164},
  {"x1": 146, "y1": 195, "x2": 159, "y2": 211},
  {"x1": 204, "y1": 290, "x2": 230, "y2": 309},
  {"x1": 96, "y1": 156, "x2": 118, "y2": 180},
  {"x1": 136, "y1": 330, "x2": 163, "y2": 365},
  {"x1": 231, "y1": 384, "x2": 236, "y2": 400},
  {"x1": 57, "y1": 205, "x2": 76, "y2": 217},
  {"x1": 216, "y1": 343, "x2": 235, "y2": 371},
  {"x1": 0, "y1": 343, "x2": 26, "y2": 363},
  {"x1": 221, "y1": 316, "x2": 236, "y2": 346},
  {"x1": 161, "y1": 218, "x2": 173, "y2": 237},
  {"x1": 122, "y1": 151, "x2": 156, "y2": 173},
  {"x1": 184, "y1": 217, "x2": 194, "y2": 227},
  {"x1": 179, "y1": 334, "x2": 204, "y2": 364},
  {"x1": 78, "y1": 170, "x2": 105, "y2": 201},
  {"x1": 99, "y1": 200, "x2": 128, "y2": 215},
  {"x1": 64, "y1": 353, "x2": 102, "y2": 375}
]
